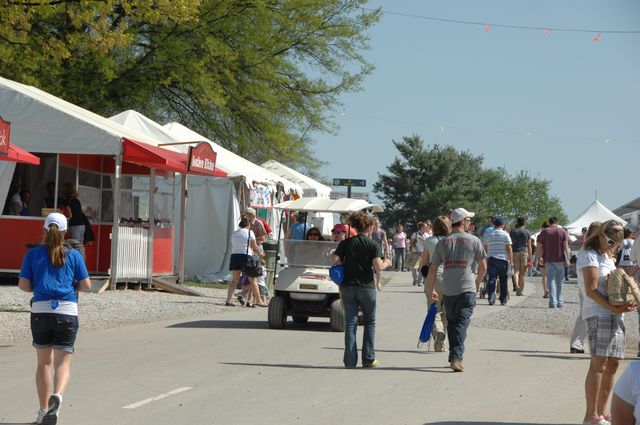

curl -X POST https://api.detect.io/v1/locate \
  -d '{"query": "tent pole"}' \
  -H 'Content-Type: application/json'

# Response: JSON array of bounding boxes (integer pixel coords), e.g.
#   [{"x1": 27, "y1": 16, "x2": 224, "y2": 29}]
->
[
  {"x1": 147, "y1": 168, "x2": 155, "y2": 288},
  {"x1": 178, "y1": 173, "x2": 187, "y2": 283},
  {"x1": 110, "y1": 152, "x2": 122, "y2": 289}
]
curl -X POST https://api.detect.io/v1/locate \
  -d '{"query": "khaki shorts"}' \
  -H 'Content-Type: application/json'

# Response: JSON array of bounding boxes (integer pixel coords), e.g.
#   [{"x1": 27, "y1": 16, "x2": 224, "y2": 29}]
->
[{"x1": 513, "y1": 252, "x2": 528, "y2": 274}]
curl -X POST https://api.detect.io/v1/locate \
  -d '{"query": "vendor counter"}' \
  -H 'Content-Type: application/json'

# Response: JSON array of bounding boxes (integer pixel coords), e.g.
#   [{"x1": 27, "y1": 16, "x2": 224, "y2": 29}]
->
[{"x1": 0, "y1": 216, "x2": 173, "y2": 278}]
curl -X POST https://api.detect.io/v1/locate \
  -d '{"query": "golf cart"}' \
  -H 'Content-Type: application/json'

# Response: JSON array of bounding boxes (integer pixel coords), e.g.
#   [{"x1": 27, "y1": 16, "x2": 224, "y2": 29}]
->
[{"x1": 267, "y1": 197, "x2": 383, "y2": 331}]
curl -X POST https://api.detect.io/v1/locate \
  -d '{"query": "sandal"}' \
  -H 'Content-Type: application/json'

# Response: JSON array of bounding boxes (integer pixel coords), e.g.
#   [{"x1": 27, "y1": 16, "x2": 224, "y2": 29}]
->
[
  {"x1": 543, "y1": 292, "x2": 549, "y2": 299},
  {"x1": 255, "y1": 302, "x2": 268, "y2": 308},
  {"x1": 225, "y1": 301, "x2": 235, "y2": 307},
  {"x1": 237, "y1": 295, "x2": 246, "y2": 306}
]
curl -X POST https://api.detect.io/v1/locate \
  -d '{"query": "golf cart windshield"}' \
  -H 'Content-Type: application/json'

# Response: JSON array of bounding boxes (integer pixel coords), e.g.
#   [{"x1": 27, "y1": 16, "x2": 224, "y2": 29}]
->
[{"x1": 281, "y1": 240, "x2": 339, "y2": 268}]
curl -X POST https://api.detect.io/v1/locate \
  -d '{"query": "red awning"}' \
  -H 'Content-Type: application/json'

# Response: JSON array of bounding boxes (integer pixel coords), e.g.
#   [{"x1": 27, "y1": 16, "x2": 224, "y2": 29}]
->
[
  {"x1": 0, "y1": 144, "x2": 40, "y2": 165},
  {"x1": 122, "y1": 138, "x2": 227, "y2": 176}
]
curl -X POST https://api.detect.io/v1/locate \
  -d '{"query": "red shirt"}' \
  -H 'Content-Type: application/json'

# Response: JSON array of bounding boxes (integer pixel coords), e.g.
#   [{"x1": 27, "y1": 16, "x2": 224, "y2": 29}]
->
[{"x1": 536, "y1": 226, "x2": 568, "y2": 263}]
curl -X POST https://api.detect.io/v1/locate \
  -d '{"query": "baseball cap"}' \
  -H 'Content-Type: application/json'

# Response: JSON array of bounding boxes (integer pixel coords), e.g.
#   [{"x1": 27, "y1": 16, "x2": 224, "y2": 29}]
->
[
  {"x1": 245, "y1": 207, "x2": 256, "y2": 215},
  {"x1": 332, "y1": 224, "x2": 348, "y2": 233},
  {"x1": 451, "y1": 208, "x2": 475, "y2": 224},
  {"x1": 44, "y1": 212, "x2": 68, "y2": 232},
  {"x1": 493, "y1": 216, "x2": 504, "y2": 226}
]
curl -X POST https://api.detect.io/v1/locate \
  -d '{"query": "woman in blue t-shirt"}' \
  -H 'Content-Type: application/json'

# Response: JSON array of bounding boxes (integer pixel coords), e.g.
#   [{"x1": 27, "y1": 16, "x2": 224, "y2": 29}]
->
[{"x1": 18, "y1": 212, "x2": 91, "y2": 425}]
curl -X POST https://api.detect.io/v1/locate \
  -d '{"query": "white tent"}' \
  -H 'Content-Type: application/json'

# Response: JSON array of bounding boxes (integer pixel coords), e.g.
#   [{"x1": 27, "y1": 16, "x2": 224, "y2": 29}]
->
[
  {"x1": 565, "y1": 200, "x2": 626, "y2": 235},
  {"x1": 109, "y1": 110, "x2": 240, "y2": 281},
  {"x1": 163, "y1": 122, "x2": 301, "y2": 194},
  {"x1": 261, "y1": 159, "x2": 334, "y2": 234}
]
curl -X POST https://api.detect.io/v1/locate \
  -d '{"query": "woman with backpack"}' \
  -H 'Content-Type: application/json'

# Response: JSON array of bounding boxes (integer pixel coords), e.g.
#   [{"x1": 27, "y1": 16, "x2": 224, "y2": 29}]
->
[{"x1": 18, "y1": 213, "x2": 92, "y2": 424}]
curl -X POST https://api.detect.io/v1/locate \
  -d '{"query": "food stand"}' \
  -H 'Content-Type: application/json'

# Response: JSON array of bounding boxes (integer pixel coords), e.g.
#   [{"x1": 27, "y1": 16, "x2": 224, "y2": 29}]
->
[{"x1": 0, "y1": 76, "x2": 226, "y2": 286}]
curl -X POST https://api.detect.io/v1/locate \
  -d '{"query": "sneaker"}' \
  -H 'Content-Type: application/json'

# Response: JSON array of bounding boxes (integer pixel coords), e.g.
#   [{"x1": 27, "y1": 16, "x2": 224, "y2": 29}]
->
[
  {"x1": 36, "y1": 409, "x2": 47, "y2": 424},
  {"x1": 434, "y1": 332, "x2": 446, "y2": 352},
  {"x1": 43, "y1": 393, "x2": 62, "y2": 425},
  {"x1": 363, "y1": 359, "x2": 380, "y2": 368},
  {"x1": 582, "y1": 417, "x2": 609, "y2": 425},
  {"x1": 450, "y1": 360, "x2": 464, "y2": 372},
  {"x1": 570, "y1": 347, "x2": 585, "y2": 354}
]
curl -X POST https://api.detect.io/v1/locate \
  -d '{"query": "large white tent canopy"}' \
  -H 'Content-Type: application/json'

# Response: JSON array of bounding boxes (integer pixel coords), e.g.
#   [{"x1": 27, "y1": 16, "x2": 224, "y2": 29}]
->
[
  {"x1": 163, "y1": 122, "x2": 301, "y2": 194},
  {"x1": 565, "y1": 200, "x2": 626, "y2": 235},
  {"x1": 0, "y1": 77, "x2": 167, "y2": 155},
  {"x1": 262, "y1": 159, "x2": 331, "y2": 197}
]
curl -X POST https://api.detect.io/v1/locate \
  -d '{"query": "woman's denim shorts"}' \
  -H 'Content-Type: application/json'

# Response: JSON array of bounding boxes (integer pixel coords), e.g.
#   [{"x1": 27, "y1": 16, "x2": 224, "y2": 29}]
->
[{"x1": 31, "y1": 313, "x2": 79, "y2": 353}]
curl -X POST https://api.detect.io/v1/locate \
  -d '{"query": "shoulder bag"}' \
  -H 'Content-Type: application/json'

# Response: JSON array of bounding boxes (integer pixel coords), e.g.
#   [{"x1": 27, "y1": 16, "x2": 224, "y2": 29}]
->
[{"x1": 242, "y1": 229, "x2": 263, "y2": 278}]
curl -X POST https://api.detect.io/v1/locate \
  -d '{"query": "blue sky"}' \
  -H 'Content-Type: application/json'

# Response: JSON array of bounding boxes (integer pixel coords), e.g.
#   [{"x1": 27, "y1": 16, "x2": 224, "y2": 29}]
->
[{"x1": 313, "y1": 0, "x2": 640, "y2": 220}]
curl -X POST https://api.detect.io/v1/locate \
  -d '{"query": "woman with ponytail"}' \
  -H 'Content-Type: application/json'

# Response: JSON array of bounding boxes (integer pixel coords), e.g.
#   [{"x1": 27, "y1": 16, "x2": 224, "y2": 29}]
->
[{"x1": 18, "y1": 213, "x2": 91, "y2": 424}]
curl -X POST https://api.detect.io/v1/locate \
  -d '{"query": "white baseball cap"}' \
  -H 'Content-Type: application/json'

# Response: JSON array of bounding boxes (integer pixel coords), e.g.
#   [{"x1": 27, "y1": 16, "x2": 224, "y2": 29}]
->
[
  {"x1": 44, "y1": 212, "x2": 68, "y2": 232},
  {"x1": 451, "y1": 208, "x2": 475, "y2": 224}
]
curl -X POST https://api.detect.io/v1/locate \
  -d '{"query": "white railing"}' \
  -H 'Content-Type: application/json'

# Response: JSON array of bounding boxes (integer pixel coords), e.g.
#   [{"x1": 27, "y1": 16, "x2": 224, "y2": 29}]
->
[{"x1": 116, "y1": 226, "x2": 148, "y2": 280}]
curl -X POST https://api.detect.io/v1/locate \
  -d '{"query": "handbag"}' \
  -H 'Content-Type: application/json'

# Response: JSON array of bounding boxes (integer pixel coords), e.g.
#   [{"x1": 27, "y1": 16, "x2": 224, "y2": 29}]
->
[
  {"x1": 242, "y1": 229, "x2": 263, "y2": 278},
  {"x1": 606, "y1": 268, "x2": 634, "y2": 306}
]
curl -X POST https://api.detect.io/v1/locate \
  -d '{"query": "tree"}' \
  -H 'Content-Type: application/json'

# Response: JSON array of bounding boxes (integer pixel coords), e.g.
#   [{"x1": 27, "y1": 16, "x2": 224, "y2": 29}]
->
[
  {"x1": 481, "y1": 168, "x2": 567, "y2": 231},
  {"x1": 373, "y1": 135, "x2": 490, "y2": 231},
  {"x1": 0, "y1": 0, "x2": 380, "y2": 170},
  {"x1": 373, "y1": 135, "x2": 567, "y2": 233}
]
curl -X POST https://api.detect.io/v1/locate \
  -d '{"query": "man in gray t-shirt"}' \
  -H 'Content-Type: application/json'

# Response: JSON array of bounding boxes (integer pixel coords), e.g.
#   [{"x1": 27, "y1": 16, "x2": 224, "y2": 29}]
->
[{"x1": 426, "y1": 208, "x2": 487, "y2": 373}]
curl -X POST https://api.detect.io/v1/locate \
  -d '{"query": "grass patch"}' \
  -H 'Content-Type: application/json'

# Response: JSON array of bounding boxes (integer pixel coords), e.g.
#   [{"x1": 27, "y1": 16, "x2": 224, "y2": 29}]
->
[
  {"x1": 182, "y1": 280, "x2": 228, "y2": 289},
  {"x1": 0, "y1": 305, "x2": 30, "y2": 313}
]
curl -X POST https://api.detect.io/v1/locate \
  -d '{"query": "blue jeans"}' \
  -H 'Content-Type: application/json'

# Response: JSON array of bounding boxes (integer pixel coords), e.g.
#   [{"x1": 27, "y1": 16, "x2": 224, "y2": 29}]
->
[
  {"x1": 394, "y1": 248, "x2": 405, "y2": 271},
  {"x1": 443, "y1": 292, "x2": 476, "y2": 362},
  {"x1": 546, "y1": 262, "x2": 565, "y2": 308},
  {"x1": 341, "y1": 286, "x2": 377, "y2": 368},
  {"x1": 487, "y1": 257, "x2": 509, "y2": 304}
]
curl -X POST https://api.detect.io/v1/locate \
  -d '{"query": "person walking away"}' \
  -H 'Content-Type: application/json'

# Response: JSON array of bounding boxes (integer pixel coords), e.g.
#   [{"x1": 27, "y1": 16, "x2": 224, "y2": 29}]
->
[
  {"x1": 536, "y1": 216, "x2": 570, "y2": 308},
  {"x1": 510, "y1": 217, "x2": 532, "y2": 296},
  {"x1": 244, "y1": 207, "x2": 267, "y2": 244},
  {"x1": 392, "y1": 224, "x2": 407, "y2": 272},
  {"x1": 483, "y1": 217, "x2": 513, "y2": 306},
  {"x1": 420, "y1": 215, "x2": 451, "y2": 352},
  {"x1": 18, "y1": 213, "x2": 92, "y2": 424},
  {"x1": 426, "y1": 208, "x2": 487, "y2": 372},
  {"x1": 479, "y1": 216, "x2": 494, "y2": 242},
  {"x1": 333, "y1": 212, "x2": 391, "y2": 368},
  {"x1": 410, "y1": 222, "x2": 429, "y2": 286},
  {"x1": 371, "y1": 217, "x2": 389, "y2": 291},
  {"x1": 570, "y1": 222, "x2": 601, "y2": 354},
  {"x1": 579, "y1": 220, "x2": 635, "y2": 425},
  {"x1": 225, "y1": 216, "x2": 266, "y2": 307},
  {"x1": 62, "y1": 184, "x2": 89, "y2": 260}
]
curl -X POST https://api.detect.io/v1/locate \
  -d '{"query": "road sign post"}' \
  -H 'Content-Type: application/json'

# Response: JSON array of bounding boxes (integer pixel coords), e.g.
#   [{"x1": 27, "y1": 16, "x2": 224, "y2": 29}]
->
[{"x1": 332, "y1": 178, "x2": 366, "y2": 199}]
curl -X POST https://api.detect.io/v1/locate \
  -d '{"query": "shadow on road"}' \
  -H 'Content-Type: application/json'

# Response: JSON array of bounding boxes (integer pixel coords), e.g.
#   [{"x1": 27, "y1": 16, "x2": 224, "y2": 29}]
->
[
  {"x1": 426, "y1": 422, "x2": 576, "y2": 425},
  {"x1": 167, "y1": 319, "x2": 333, "y2": 332},
  {"x1": 222, "y1": 361, "x2": 451, "y2": 373},
  {"x1": 322, "y1": 346, "x2": 433, "y2": 355},
  {"x1": 480, "y1": 348, "x2": 588, "y2": 360}
]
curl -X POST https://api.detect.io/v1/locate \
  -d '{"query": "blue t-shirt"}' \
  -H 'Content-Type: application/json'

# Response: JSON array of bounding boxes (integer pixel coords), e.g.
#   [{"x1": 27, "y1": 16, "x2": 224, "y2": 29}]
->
[
  {"x1": 290, "y1": 222, "x2": 309, "y2": 240},
  {"x1": 19, "y1": 246, "x2": 89, "y2": 303}
]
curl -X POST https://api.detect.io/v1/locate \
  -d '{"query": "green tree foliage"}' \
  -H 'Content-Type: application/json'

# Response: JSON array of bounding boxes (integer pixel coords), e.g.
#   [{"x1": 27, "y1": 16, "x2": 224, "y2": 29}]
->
[
  {"x1": 0, "y1": 0, "x2": 379, "y2": 169},
  {"x1": 373, "y1": 135, "x2": 567, "y2": 233}
]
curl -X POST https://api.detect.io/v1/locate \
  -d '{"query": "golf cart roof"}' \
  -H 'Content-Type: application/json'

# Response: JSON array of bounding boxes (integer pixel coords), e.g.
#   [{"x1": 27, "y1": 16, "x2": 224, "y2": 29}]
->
[{"x1": 273, "y1": 197, "x2": 384, "y2": 213}]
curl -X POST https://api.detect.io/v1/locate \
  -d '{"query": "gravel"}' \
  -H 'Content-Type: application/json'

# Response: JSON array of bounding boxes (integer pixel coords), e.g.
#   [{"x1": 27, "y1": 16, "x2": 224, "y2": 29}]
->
[
  {"x1": 3, "y1": 276, "x2": 640, "y2": 356},
  {"x1": 0, "y1": 285, "x2": 233, "y2": 345},
  {"x1": 471, "y1": 276, "x2": 640, "y2": 355}
]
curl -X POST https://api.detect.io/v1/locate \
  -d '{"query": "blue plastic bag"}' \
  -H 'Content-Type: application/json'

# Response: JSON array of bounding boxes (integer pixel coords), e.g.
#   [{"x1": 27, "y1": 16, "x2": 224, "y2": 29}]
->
[
  {"x1": 329, "y1": 264, "x2": 345, "y2": 286},
  {"x1": 417, "y1": 303, "x2": 438, "y2": 348}
]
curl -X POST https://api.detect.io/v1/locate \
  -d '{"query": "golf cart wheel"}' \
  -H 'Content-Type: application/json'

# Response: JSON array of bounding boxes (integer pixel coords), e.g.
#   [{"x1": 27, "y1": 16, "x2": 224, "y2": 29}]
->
[
  {"x1": 292, "y1": 315, "x2": 309, "y2": 324},
  {"x1": 329, "y1": 299, "x2": 345, "y2": 332},
  {"x1": 268, "y1": 296, "x2": 287, "y2": 329}
]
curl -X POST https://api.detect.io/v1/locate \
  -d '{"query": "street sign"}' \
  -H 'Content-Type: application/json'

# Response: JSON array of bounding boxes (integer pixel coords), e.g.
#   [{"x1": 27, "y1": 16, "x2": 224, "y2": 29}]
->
[
  {"x1": 330, "y1": 191, "x2": 370, "y2": 201},
  {"x1": 332, "y1": 178, "x2": 366, "y2": 187}
]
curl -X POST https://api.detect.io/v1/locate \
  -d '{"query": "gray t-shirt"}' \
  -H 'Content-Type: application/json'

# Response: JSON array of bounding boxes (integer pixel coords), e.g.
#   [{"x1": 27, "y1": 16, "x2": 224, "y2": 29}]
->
[
  {"x1": 510, "y1": 227, "x2": 531, "y2": 253},
  {"x1": 430, "y1": 231, "x2": 487, "y2": 296}
]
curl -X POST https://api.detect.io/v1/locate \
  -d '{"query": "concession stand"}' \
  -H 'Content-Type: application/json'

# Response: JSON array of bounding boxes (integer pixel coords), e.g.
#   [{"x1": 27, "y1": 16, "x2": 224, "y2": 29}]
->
[{"x1": 0, "y1": 76, "x2": 226, "y2": 285}]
